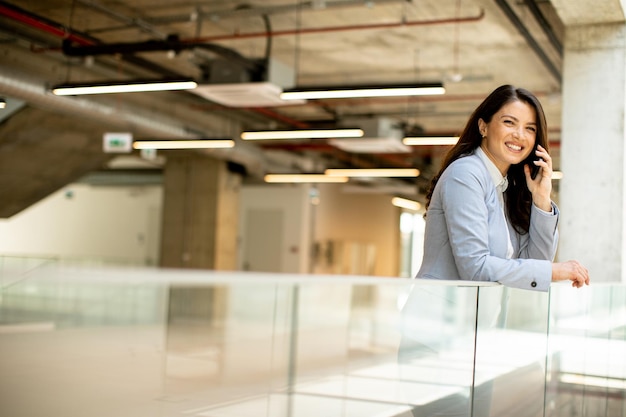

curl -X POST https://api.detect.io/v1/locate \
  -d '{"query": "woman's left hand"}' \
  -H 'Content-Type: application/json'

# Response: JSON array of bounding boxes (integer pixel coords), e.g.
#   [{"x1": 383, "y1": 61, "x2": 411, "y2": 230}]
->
[{"x1": 524, "y1": 144, "x2": 553, "y2": 211}]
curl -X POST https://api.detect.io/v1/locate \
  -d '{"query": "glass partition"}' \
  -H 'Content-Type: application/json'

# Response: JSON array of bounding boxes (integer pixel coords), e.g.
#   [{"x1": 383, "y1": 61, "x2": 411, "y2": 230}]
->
[
  {"x1": 0, "y1": 266, "x2": 297, "y2": 417},
  {"x1": 545, "y1": 284, "x2": 626, "y2": 417},
  {"x1": 473, "y1": 286, "x2": 550, "y2": 417},
  {"x1": 0, "y1": 255, "x2": 57, "y2": 288},
  {"x1": 0, "y1": 265, "x2": 624, "y2": 417}
]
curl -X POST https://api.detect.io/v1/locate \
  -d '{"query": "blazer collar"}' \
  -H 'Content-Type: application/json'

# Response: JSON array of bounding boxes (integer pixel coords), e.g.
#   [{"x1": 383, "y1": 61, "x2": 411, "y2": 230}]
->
[{"x1": 475, "y1": 147, "x2": 508, "y2": 193}]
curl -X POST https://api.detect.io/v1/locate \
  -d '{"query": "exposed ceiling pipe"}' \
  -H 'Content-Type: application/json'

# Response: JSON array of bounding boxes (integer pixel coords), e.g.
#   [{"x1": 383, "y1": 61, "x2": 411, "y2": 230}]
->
[
  {"x1": 522, "y1": 0, "x2": 563, "y2": 56},
  {"x1": 1, "y1": 1, "x2": 482, "y2": 78},
  {"x1": 0, "y1": 1, "x2": 189, "y2": 78},
  {"x1": 0, "y1": 70, "x2": 194, "y2": 137},
  {"x1": 0, "y1": 2, "x2": 293, "y2": 128},
  {"x1": 60, "y1": 36, "x2": 265, "y2": 73},
  {"x1": 76, "y1": 0, "x2": 167, "y2": 39},
  {"x1": 146, "y1": 0, "x2": 412, "y2": 26},
  {"x1": 494, "y1": 0, "x2": 561, "y2": 83},
  {"x1": 0, "y1": 68, "x2": 272, "y2": 177},
  {"x1": 43, "y1": 10, "x2": 485, "y2": 75},
  {"x1": 182, "y1": 9, "x2": 485, "y2": 43},
  {"x1": 78, "y1": 0, "x2": 483, "y2": 59},
  {"x1": 0, "y1": 1, "x2": 95, "y2": 45}
]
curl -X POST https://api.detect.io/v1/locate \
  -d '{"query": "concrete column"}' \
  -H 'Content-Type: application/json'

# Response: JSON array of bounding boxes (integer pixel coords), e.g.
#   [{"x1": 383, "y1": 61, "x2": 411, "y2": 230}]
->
[
  {"x1": 558, "y1": 22, "x2": 626, "y2": 283},
  {"x1": 159, "y1": 153, "x2": 241, "y2": 270}
]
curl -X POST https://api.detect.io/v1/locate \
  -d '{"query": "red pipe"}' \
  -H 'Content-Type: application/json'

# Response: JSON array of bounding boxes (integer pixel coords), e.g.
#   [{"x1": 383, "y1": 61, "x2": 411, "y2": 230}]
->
[
  {"x1": 2, "y1": 3, "x2": 484, "y2": 46},
  {"x1": 181, "y1": 9, "x2": 485, "y2": 44},
  {"x1": 0, "y1": 4, "x2": 95, "y2": 45}
]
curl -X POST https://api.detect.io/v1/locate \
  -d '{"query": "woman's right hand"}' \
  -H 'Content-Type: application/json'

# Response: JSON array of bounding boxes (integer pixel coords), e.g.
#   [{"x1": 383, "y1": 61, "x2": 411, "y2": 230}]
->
[{"x1": 552, "y1": 260, "x2": 590, "y2": 288}]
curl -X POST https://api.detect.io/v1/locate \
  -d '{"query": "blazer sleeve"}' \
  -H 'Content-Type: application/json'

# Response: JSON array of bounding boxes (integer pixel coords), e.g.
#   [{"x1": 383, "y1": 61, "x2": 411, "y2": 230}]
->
[
  {"x1": 518, "y1": 203, "x2": 559, "y2": 261},
  {"x1": 439, "y1": 160, "x2": 553, "y2": 291}
]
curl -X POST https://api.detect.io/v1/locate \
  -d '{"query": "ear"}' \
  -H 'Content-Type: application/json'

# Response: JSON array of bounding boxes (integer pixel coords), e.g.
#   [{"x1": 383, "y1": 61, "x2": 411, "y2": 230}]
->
[{"x1": 477, "y1": 119, "x2": 487, "y2": 137}]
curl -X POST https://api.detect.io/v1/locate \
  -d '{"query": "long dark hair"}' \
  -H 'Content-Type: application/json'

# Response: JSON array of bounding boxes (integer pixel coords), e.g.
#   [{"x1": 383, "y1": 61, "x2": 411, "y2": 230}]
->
[{"x1": 424, "y1": 84, "x2": 549, "y2": 234}]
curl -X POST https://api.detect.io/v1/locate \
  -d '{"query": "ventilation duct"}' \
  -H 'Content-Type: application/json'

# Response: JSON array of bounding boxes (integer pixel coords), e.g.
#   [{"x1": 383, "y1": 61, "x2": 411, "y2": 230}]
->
[
  {"x1": 329, "y1": 117, "x2": 410, "y2": 153},
  {"x1": 193, "y1": 58, "x2": 305, "y2": 107},
  {"x1": 61, "y1": 36, "x2": 303, "y2": 107}
]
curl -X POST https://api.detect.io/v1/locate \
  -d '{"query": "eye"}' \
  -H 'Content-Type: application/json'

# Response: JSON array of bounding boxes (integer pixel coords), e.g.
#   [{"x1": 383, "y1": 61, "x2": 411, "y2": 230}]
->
[
  {"x1": 503, "y1": 119, "x2": 514, "y2": 125},
  {"x1": 526, "y1": 126, "x2": 537, "y2": 133}
]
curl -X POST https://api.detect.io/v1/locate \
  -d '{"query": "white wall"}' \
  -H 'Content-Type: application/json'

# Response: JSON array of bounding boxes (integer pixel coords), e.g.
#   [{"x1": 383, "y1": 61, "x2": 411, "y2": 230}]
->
[
  {"x1": 0, "y1": 183, "x2": 162, "y2": 265},
  {"x1": 0, "y1": 181, "x2": 403, "y2": 276},
  {"x1": 314, "y1": 184, "x2": 400, "y2": 277},
  {"x1": 238, "y1": 184, "x2": 313, "y2": 273},
  {"x1": 238, "y1": 183, "x2": 403, "y2": 277}
]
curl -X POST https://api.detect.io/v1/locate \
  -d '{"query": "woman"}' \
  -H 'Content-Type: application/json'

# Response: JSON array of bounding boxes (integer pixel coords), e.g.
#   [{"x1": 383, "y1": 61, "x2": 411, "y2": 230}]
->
[
  {"x1": 397, "y1": 85, "x2": 590, "y2": 417},
  {"x1": 416, "y1": 84, "x2": 589, "y2": 290}
]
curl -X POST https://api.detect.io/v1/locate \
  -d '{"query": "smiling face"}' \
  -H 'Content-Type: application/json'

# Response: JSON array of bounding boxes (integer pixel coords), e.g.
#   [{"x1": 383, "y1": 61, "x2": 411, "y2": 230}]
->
[{"x1": 478, "y1": 99, "x2": 537, "y2": 175}]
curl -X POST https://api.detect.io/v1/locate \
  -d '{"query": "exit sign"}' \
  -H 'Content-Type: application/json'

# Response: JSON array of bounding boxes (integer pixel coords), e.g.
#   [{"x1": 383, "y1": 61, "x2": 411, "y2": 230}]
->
[{"x1": 103, "y1": 132, "x2": 133, "y2": 153}]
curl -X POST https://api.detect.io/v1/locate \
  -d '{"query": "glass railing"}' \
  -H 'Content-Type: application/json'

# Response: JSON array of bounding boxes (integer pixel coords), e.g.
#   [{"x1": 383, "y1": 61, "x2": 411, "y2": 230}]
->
[
  {"x1": 0, "y1": 264, "x2": 624, "y2": 417},
  {"x1": 545, "y1": 284, "x2": 626, "y2": 417}
]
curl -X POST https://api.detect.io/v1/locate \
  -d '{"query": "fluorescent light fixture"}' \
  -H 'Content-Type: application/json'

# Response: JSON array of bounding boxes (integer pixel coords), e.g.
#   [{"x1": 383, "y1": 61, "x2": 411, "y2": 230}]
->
[
  {"x1": 52, "y1": 79, "x2": 198, "y2": 95},
  {"x1": 241, "y1": 129, "x2": 364, "y2": 140},
  {"x1": 402, "y1": 136, "x2": 459, "y2": 145},
  {"x1": 325, "y1": 168, "x2": 420, "y2": 177},
  {"x1": 264, "y1": 174, "x2": 349, "y2": 183},
  {"x1": 392, "y1": 197, "x2": 422, "y2": 211},
  {"x1": 132, "y1": 140, "x2": 234, "y2": 149},
  {"x1": 0, "y1": 98, "x2": 5, "y2": 109},
  {"x1": 280, "y1": 83, "x2": 445, "y2": 100}
]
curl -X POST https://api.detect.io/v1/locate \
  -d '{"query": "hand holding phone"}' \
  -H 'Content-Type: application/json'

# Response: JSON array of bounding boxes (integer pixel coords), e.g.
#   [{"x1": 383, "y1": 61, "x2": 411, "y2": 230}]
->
[{"x1": 527, "y1": 144, "x2": 553, "y2": 211}]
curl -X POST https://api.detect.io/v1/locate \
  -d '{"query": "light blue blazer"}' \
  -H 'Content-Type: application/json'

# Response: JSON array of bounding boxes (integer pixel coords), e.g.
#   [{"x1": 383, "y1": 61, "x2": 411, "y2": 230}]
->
[{"x1": 416, "y1": 152, "x2": 558, "y2": 291}]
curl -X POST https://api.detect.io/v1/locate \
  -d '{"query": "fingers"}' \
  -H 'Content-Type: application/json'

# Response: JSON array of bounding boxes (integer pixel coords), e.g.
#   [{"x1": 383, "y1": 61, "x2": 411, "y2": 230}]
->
[
  {"x1": 553, "y1": 260, "x2": 590, "y2": 288},
  {"x1": 567, "y1": 260, "x2": 590, "y2": 288},
  {"x1": 534, "y1": 145, "x2": 553, "y2": 177},
  {"x1": 535, "y1": 144, "x2": 552, "y2": 164}
]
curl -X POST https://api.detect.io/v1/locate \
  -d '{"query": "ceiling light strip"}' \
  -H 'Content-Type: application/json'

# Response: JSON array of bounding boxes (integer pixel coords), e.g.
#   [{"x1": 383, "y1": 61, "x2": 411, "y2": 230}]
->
[
  {"x1": 280, "y1": 84, "x2": 445, "y2": 100},
  {"x1": 52, "y1": 80, "x2": 198, "y2": 95},
  {"x1": 402, "y1": 136, "x2": 460, "y2": 145},
  {"x1": 325, "y1": 168, "x2": 420, "y2": 177},
  {"x1": 133, "y1": 140, "x2": 234, "y2": 149},
  {"x1": 241, "y1": 129, "x2": 364, "y2": 140},
  {"x1": 264, "y1": 174, "x2": 349, "y2": 183}
]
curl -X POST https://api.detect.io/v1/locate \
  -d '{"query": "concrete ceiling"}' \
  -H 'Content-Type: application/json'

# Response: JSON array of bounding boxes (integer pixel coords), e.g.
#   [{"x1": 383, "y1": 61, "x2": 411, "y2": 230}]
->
[{"x1": 0, "y1": 0, "x2": 616, "y2": 217}]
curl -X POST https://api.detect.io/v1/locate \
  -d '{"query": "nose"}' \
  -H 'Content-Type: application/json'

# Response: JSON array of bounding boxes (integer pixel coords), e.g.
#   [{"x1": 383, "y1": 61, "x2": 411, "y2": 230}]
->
[{"x1": 513, "y1": 125, "x2": 525, "y2": 139}]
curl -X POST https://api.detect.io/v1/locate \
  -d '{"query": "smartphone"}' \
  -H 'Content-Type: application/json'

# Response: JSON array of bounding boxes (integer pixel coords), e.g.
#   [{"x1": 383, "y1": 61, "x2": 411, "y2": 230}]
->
[
  {"x1": 529, "y1": 144, "x2": 542, "y2": 180},
  {"x1": 530, "y1": 158, "x2": 541, "y2": 180}
]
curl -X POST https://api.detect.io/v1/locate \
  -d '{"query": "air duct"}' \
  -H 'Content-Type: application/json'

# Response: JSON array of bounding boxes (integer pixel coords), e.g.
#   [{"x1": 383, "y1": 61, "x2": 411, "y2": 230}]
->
[
  {"x1": 193, "y1": 58, "x2": 304, "y2": 107},
  {"x1": 61, "y1": 36, "x2": 302, "y2": 107},
  {"x1": 329, "y1": 117, "x2": 410, "y2": 153}
]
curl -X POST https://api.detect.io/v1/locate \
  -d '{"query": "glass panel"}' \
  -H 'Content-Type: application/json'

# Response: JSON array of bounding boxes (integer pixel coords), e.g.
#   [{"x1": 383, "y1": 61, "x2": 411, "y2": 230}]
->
[
  {"x1": 545, "y1": 284, "x2": 626, "y2": 417},
  {"x1": 5, "y1": 265, "x2": 621, "y2": 417},
  {"x1": 0, "y1": 266, "x2": 294, "y2": 417},
  {"x1": 473, "y1": 286, "x2": 550, "y2": 417},
  {"x1": 397, "y1": 282, "x2": 482, "y2": 417},
  {"x1": 0, "y1": 255, "x2": 57, "y2": 288}
]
